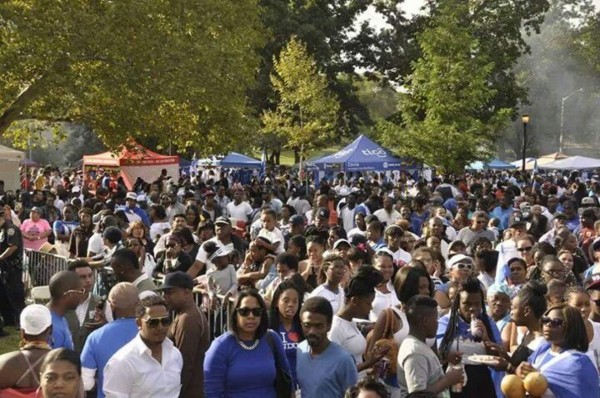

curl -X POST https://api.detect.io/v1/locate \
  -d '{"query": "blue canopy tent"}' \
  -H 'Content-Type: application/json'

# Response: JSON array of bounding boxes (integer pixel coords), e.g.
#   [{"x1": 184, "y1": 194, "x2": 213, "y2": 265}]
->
[
  {"x1": 311, "y1": 135, "x2": 420, "y2": 172},
  {"x1": 466, "y1": 159, "x2": 515, "y2": 170},
  {"x1": 218, "y1": 152, "x2": 262, "y2": 169}
]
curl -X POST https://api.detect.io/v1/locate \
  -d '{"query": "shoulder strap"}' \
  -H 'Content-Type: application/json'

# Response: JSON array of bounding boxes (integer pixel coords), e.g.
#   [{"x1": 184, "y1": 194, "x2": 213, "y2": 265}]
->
[
  {"x1": 383, "y1": 308, "x2": 396, "y2": 339},
  {"x1": 265, "y1": 330, "x2": 280, "y2": 367},
  {"x1": 16, "y1": 352, "x2": 42, "y2": 387}
]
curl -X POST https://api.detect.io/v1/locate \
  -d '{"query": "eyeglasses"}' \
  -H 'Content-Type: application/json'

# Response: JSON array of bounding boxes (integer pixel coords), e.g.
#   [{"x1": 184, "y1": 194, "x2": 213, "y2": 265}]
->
[
  {"x1": 166, "y1": 243, "x2": 179, "y2": 248},
  {"x1": 475, "y1": 220, "x2": 486, "y2": 224},
  {"x1": 541, "y1": 316, "x2": 564, "y2": 328},
  {"x1": 144, "y1": 316, "x2": 172, "y2": 328},
  {"x1": 236, "y1": 307, "x2": 263, "y2": 317},
  {"x1": 517, "y1": 246, "x2": 533, "y2": 252}
]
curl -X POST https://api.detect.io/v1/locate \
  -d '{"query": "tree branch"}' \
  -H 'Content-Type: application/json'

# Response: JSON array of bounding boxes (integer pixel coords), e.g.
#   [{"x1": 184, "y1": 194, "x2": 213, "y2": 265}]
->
[{"x1": 0, "y1": 58, "x2": 69, "y2": 136}]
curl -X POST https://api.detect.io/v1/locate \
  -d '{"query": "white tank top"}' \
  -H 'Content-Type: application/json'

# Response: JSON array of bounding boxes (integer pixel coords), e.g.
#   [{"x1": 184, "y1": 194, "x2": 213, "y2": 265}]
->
[{"x1": 391, "y1": 306, "x2": 410, "y2": 345}]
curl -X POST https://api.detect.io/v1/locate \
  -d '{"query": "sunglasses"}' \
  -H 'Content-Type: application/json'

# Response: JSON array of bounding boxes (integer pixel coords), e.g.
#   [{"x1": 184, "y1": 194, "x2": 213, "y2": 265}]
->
[
  {"x1": 543, "y1": 269, "x2": 565, "y2": 277},
  {"x1": 453, "y1": 263, "x2": 473, "y2": 270},
  {"x1": 541, "y1": 316, "x2": 564, "y2": 328},
  {"x1": 517, "y1": 246, "x2": 533, "y2": 252},
  {"x1": 236, "y1": 307, "x2": 263, "y2": 317},
  {"x1": 144, "y1": 316, "x2": 172, "y2": 328}
]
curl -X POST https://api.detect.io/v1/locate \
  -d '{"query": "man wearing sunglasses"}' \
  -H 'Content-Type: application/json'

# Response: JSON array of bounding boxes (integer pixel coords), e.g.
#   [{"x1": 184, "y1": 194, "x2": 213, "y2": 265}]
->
[
  {"x1": 104, "y1": 294, "x2": 183, "y2": 398},
  {"x1": 157, "y1": 272, "x2": 209, "y2": 398}
]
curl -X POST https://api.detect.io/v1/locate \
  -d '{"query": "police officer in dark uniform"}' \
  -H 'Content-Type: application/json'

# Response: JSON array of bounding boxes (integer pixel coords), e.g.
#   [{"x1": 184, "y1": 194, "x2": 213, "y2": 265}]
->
[{"x1": 0, "y1": 206, "x2": 25, "y2": 332}]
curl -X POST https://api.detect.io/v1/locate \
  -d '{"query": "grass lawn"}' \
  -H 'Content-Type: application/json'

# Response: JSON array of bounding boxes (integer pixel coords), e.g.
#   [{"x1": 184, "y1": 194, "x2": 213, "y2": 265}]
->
[
  {"x1": 255, "y1": 146, "x2": 342, "y2": 166},
  {"x1": 0, "y1": 327, "x2": 21, "y2": 355}
]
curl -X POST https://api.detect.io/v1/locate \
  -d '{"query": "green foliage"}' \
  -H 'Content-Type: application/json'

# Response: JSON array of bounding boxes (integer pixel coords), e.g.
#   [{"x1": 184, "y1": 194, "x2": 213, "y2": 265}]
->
[
  {"x1": 380, "y1": 0, "x2": 511, "y2": 173},
  {"x1": 261, "y1": 37, "x2": 340, "y2": 155},
  {"x1": 0, "y1": 0, "x2": 266, "y2": 155},
  {"x1": 251, "y1": 0, "x2": 373, "y2": 138}
]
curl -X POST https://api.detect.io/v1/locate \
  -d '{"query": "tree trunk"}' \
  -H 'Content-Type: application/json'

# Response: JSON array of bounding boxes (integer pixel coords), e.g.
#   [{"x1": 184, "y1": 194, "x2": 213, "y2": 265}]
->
[
  {"x1": 274, "y1": 148, "x2": 280, "y2": 165},
  {"x1": 294, "y1": 147, "x2": 300, "y2": 164}
]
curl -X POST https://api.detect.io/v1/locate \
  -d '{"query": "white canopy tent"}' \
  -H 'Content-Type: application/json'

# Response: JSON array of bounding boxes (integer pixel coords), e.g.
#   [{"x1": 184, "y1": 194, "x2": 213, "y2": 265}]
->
[
  {"x1": 539, "y1": 155, "x2": 600, "y2": 170},
  {"x1": 0, "y1": 144, "x2": 24, "y2": 192}
]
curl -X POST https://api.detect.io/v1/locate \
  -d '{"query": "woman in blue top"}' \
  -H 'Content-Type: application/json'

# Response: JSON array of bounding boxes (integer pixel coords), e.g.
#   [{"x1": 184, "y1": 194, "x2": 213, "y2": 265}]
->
[
  {"x1": 516, "y1": 304, "x2": 600, "y2": 398},
  {"x1": 437, "y1": 277, "x2": 504, "y2": 398},
  {"x1": 269, "y1": 279, "x2": 304, "y2": 389},
  {"x1": 204, "y1": 288, "x2": 293, "y2": 398}
]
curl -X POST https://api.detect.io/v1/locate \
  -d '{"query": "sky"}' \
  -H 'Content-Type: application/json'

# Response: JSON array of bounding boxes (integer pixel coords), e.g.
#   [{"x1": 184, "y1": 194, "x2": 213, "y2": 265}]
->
[{"x1": 364, "y1": 0, "x2": 600, "y2": 24}]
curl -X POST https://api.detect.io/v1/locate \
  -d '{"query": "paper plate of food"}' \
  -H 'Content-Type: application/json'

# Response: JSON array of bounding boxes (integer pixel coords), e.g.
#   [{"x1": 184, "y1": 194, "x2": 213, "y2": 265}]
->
[{"x1": 467, "y1": 354, "x2": 502, "y2": 365}]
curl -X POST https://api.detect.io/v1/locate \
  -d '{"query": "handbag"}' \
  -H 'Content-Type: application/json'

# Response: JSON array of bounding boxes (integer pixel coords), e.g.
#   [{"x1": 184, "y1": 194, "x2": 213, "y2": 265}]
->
[
  {"x1": 367, "y1": 307, "x2": 399, "y2": 378},
  {"x1": 265, "y1": 331, "x2": 294, "y2": 398}
]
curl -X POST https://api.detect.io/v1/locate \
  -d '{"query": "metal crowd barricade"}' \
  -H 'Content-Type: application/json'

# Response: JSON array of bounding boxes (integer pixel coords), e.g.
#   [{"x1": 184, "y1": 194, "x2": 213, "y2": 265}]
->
[
  {"x1": 23, "y1": 248, "x2": 70, "y2": 291},
  {"x1": 193, "y1": 290, "x2": 232, "y2": 339}
]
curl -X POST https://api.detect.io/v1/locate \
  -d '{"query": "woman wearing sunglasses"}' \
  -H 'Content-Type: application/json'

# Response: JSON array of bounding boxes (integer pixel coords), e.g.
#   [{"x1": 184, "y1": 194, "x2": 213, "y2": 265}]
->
[
  {"x1": 438, "y1": 277, "x2": 504, "y2": 398},
  {"x1": 205, "y1": 288, "x2": 293, "y2": 398},
  {"x1": 516, "y1": 304, "x2": 599, "y2": 398}
]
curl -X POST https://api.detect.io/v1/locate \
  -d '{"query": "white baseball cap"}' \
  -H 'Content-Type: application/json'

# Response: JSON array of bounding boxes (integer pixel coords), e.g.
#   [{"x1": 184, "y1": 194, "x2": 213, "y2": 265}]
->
[
  {"x1": 20, "y1": 304, "x2": 52, "y2": 335},
  {"x1": 125, "y1": 192, "x2": 137, "y2": 201}
]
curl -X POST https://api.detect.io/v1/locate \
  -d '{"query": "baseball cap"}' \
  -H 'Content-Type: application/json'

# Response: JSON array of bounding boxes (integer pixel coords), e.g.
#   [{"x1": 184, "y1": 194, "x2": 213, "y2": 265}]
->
[
  {"x1": 508, "y1": 214, "x2": 526, "y2": 228},
  {"x1": 20, "y1": 304, "x2": 52, "y2": 335},
  {"x1": 125, "y1": 192, "x2": 137, "y2": 201},
  {"x1": 215, "y1": 216, "x2": 231, "y2": 226},
  {"x1": 317, "y1": 207, "x2": 330, "y2": 219},
  {"x1": 71, "y1": 186, "x2": 81, "y2": 193},
  {"x1": 103, "y1": 226, "x2": 123, "y2": 243},
  {"x1": 155, "y1": 271, "x2": 194, "y2": 291},
  {"x1": 447, "y1": 254, "x2": 474, "y2": 269},
  {"x1": 108, "y1": 282, "x2": 140, "y2": 309},
  {"x1": 136, "y1": 194, "x2": 147, "y2": 202},
  {"x1": 592, "y1": 237, "x2": 600, "y2": 252},
  {"x1": 585, "y1": 273, "x2": 600, "y2": 291},
  {"x1": 31, "y1": 206, "x2": 44, "y2": 215},
  {"x1": 553, "y1": 212, "x2": 567, "y2": 221},
  {"x1": 582, "y1": 197, "x2": 596, "y2": 206},
  {"x1": 333, "y1": 239, "x2": 351, "y2": 250},
  {"x1": 290, "y1": 215, "x2": 304, "y2": 226}
]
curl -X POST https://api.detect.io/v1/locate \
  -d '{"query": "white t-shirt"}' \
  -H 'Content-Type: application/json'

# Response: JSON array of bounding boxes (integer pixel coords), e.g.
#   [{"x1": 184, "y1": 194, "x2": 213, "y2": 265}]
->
[
  {"x1": 340, "y1": 206, "x2": 356, "y2": 233},
  {"x1": 309, "y1": 284, "x2": 345, "y2": 314},
  {"x1": 149, "y1": 222, "x2": 171, "y2": 241},
  {"x1": 392, "y1": 248, "x2": 412, "y2": 266},
  {"x1": 328, "y1": 315, "x2": 366, "y2": 374},
  {"x1": 87, "y1": 232, "x2": 104, "y2": 256},
  {"x1": 373, "y1": 209, "x2": 401, "y2": 227},
  {"x1": 258, "y1": 227, "x2": 285, "y2": 254},
  {"x1": 226, "y1": 201, "x2": 253, "y2": 222},
  {"x1": 369, "y1": 281, "x2": 401, "y2": 322}
]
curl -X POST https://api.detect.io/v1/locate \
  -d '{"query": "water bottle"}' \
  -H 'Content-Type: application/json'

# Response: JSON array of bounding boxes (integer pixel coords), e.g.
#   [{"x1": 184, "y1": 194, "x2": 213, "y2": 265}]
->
[{"x1": 471, "y1": 314, "x2": 483, "y2": 339}]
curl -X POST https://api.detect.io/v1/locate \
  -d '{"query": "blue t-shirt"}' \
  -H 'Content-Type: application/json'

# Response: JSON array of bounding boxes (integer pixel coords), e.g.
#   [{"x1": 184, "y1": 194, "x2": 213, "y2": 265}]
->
[
  {"x1": 80, "y1": 317, "x2": 139, "y2": 398},
  {"x1": 296, "y1": 340, "x2": 358, "y2": 398},
  {"x1": 490, "y1": 206, "x2": 512, "y2": 231},
  {"x1": 204, "y1": 330, "x2": 291, "y2": 398},
  {"x1": 277, "y1": 323, "x2": 301, "y2": 388},
  {"x1": 51, "y1": 311, "x2": 74, "y2": 350}
]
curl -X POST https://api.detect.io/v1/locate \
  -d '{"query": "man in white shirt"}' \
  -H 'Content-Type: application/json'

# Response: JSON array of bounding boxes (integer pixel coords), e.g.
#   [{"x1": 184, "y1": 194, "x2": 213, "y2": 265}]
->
[
  {"x1": 103, "y1": 294, "x2": 183, "y2": 398},
  {"x1": 373, "y1": 196, "x2": 401, "y2": 227},
  {"x1": 225, "y1": 188, "x2": 253, "y2": 225}
]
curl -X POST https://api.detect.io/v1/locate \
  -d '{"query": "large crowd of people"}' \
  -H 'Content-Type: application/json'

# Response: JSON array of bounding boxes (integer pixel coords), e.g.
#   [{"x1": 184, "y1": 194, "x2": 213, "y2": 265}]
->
[{"x1": 1, "y1": 165, "x2": 600, "y2": 397}]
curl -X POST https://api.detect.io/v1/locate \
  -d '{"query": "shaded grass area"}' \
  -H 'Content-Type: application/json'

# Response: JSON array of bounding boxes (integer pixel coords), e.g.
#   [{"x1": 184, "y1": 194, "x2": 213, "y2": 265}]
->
[
  {"x1": 0, "y1": 327, "x2": 20, "y2": 354},
  {"x1": 254, "y1": 146, "x2": 341, "y2": 166}
]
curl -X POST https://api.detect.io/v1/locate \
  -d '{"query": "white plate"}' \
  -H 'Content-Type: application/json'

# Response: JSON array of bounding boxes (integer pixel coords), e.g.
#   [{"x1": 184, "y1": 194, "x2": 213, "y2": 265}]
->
[{"x1": 467, "y1": 354, "x2": 501, "y2": 365}]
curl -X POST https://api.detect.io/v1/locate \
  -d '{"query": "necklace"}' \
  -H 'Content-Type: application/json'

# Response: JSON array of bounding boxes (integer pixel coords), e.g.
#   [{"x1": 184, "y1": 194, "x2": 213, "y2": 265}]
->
[
  {"x1": 20, "y1": 341, "x2": 51, "y2": 351},
  {"x1": 237, "y1": 338, "x2": 259, "y2": 350}
]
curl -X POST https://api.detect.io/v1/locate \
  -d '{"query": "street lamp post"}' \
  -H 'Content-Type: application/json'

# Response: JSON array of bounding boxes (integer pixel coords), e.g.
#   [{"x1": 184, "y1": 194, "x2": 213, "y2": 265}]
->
[
  {"x1": 522, "y1": 114, "x2": 530, "y2": 172},
  {"x1": 560, "y1": 88, "x2": 583, "y2": 153}
]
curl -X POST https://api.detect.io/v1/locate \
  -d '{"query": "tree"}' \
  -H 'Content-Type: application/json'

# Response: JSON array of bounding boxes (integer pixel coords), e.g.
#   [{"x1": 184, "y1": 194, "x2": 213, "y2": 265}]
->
[
  {"x1": 379, "y1": 0, "x2": 512, "y2": 173},
  {"x1": 367, "y1": 0, "x2": 551, "y2": 123},
  {"x1": 251, "y1": 0, "x2": 375, "y2": 145},
  {"x1": 261, "y1": 37, "x2": 340, "y2": 163},
  {"x1": 0, "y1": 0, "x2": 266, "y2": 155}
]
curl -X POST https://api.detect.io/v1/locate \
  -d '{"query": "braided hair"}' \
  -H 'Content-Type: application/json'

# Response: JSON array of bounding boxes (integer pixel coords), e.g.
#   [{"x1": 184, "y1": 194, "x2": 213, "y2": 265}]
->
[{"x1": 439, "y1": 277, "x2": 496, "y2": 358}]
